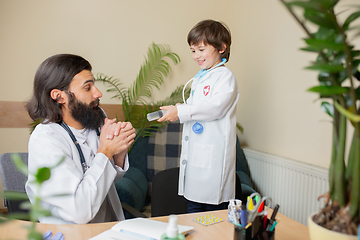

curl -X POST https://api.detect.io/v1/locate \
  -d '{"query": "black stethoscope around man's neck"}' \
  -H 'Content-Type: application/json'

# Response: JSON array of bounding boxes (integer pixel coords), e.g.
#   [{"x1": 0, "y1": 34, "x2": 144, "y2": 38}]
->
[{"x1": 59, "y1": 121, "x2": 100, "y2": 173}]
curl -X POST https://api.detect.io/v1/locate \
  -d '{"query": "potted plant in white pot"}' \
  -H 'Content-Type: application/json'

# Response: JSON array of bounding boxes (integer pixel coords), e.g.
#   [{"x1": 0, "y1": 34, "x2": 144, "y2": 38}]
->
[{"x1": 280, "y1": 0, "x2": 360, "y2": 238}]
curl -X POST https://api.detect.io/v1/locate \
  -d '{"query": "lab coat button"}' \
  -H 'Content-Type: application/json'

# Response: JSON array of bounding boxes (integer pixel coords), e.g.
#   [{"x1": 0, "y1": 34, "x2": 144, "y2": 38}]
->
[
  {"x1": 182, "y1": 159, "x2": 187, "y2": 165},
  {"x1": 185, "y1": 136, "x2": 189, "y2": 141}
]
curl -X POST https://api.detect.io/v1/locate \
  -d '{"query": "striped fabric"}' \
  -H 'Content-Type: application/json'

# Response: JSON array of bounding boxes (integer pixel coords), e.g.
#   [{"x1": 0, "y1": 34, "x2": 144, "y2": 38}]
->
[{"x1": 147, "y1": 122, "x2": 183, "y2": 184}]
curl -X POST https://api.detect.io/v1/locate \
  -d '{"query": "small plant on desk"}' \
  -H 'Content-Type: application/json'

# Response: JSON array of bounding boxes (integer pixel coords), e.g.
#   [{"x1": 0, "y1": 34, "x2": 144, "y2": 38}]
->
[{"x1": 0, "y1": 154, "x2": 65, "y2": 240}]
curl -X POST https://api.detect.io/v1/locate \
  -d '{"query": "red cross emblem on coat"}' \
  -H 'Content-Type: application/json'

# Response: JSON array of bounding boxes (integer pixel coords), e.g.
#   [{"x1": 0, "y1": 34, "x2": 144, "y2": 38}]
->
[{"x1": 203, "y1": 85, "x2": 210, "y2": 96}]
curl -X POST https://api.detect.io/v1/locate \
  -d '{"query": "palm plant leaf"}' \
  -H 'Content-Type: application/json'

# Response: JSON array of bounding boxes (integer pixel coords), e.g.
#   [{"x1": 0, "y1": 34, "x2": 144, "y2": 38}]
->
[
  {"x1": 128, "y1": 42, "x2": 180, "y2": 107},
  {"x1": 96, "y1": 74, "x2": 126, "y2": 100},
  {"x1": 153, "y1": 85, "x2": 191, "y2": 107},
  {"x1": 128, "y1": 85, "x2": 190, "y2": 151},
  {"x1": 96, "y1": 43, "x2": 182, "y2": 151}
]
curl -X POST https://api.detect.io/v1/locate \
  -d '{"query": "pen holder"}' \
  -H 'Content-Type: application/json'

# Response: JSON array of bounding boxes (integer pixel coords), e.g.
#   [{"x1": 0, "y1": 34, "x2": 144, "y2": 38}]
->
[
  {"x1": 242, "y1": 217, "x2": 275, "y2": 240},
  {"x1": 234, "y1": 225, "x2": 246, "y2": 240}
]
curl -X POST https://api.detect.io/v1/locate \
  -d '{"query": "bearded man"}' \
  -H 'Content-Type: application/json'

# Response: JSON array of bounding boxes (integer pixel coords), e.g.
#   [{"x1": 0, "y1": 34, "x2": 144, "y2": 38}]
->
[{"x1": 25, "y1": 54, "x2": 135, "y2": 224}]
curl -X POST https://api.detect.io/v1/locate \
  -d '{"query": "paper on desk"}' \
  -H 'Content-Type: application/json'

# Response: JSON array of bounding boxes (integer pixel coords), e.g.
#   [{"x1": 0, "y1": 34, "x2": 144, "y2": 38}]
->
[{"x1": 88, "y1": 218, "x2": 193, "y2": 240}]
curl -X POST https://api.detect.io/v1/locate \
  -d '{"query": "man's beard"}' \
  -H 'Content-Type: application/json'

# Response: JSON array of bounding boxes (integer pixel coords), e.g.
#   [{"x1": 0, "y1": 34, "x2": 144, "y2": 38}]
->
[{"x1": 66, "y1": 92, "x2": 105, "y2": 131}]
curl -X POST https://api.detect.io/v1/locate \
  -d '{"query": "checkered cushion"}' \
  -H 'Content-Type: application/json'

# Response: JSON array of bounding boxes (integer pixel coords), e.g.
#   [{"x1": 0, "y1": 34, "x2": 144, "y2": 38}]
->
[{"x1": 147, "y1": 122, "x2": 183, "y2": 184}]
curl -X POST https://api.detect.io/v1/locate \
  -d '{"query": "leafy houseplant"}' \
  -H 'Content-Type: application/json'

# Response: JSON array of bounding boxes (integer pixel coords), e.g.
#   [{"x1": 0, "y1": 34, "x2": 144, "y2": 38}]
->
[
  {"x1": 0, "y1": 154, "x2": 65, "y2": 240},
  {"x1": 280, "y1": 0, "x2": 360, "y2": 236},
  {"x1": 96, "y1": 43, "x2": 190, "y2": 151}
]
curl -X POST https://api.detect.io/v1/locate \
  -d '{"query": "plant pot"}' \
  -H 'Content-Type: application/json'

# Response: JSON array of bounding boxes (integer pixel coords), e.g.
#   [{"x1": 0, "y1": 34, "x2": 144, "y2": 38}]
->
[{"x1": 308, "y1": 213, "x2": 357, "y2": 240}]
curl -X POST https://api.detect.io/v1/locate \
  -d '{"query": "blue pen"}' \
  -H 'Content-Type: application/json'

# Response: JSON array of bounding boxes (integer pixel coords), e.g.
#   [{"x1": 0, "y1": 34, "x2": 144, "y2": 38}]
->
[
  {"x1": 270, "y1": 220, "x2": 278, "y2": 231},
  {"x1": 240, "y1": 204, "x2": 247, "y2": 226},
  {"x1": 119, "y1": 229, "x2": 157, "y2": 240}
]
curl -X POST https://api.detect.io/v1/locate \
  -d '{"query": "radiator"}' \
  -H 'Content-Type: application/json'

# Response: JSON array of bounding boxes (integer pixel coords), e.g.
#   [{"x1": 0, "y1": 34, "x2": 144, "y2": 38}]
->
[{"x1": 243, "y1": 148, "x2": 329, "y2": 226}]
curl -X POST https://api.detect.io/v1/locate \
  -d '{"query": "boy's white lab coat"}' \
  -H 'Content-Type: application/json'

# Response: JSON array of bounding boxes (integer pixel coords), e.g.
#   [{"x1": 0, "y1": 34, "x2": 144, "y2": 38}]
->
[
  {"x1": 25, "y1": 123, "x2": 127, "y2": 224},
  {"x1": 177, "y1": 66, "x2": 239, "y2": 204}
]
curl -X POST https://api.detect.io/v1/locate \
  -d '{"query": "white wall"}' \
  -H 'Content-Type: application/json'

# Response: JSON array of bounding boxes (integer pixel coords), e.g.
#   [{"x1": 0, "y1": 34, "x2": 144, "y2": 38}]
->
[
  {"x1": 1, "y1": 0, "x2": 359, "y2": 171},
  {"x1": 227, "y1": 0, "x2": 359, "y2": 169},
  {"x1": 0, "y1": 0, "x2": 227, "y2": 154}
]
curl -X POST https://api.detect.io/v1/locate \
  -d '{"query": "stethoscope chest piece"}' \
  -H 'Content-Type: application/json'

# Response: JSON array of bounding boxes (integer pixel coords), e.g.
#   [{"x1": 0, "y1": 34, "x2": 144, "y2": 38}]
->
[{"x1": 192, "y1": 122, "x2": 204, "y2": 134}]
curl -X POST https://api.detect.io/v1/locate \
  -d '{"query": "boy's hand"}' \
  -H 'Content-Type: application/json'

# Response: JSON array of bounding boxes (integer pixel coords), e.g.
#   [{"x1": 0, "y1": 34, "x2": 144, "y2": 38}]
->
[{"x1": 158, "y1": 105, "x2": 180, "y2": 122}]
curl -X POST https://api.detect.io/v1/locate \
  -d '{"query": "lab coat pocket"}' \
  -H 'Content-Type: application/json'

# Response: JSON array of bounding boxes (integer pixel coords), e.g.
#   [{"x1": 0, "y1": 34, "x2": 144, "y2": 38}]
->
[{"x1": 190, "y1": 143, "x2": 213, "y2": 169}]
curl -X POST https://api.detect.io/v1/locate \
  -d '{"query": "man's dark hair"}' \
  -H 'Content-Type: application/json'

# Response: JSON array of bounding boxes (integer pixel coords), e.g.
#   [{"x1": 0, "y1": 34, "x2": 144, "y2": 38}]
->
[
  {"x1": 26, "y1": 54, "x2": 92, "y2": 123},
  {"x1": 187, "y1": 19, "x2": 232, "y2": 61}
]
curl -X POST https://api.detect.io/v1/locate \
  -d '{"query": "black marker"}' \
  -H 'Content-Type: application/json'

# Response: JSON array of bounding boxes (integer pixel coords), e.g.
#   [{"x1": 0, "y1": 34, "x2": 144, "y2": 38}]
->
[{"x1": 270, "y1": 204, "x2": 280, "y2": 221}]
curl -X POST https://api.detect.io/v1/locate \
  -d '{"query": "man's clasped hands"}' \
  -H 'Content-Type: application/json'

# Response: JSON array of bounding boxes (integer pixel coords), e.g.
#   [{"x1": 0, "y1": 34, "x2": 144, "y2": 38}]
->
[{"x1": 97, "y1": 118, "x2": 136, "y2": 168}]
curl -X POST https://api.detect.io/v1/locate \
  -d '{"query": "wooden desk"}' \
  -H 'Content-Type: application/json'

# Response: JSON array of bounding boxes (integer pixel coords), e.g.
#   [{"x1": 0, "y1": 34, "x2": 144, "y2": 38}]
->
[{"x1": 0, "y1": 209, "x2": 309, "y2": 240}]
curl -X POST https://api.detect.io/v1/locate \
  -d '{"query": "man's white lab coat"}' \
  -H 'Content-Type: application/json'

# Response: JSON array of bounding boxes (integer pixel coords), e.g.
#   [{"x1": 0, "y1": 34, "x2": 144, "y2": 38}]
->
[{"x1": 25, "y1": 123, "x2": 128, "y2": 224}]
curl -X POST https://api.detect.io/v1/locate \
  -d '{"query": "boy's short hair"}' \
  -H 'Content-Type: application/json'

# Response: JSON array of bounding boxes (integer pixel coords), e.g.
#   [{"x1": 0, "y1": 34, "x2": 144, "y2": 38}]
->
[{"x1": 187, "y1": 19, "x2": 231, "y2": 61}]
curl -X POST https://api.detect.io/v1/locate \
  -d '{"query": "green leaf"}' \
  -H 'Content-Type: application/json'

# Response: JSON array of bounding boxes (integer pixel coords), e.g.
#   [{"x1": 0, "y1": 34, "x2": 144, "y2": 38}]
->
[
  {"x1": 96, "y1": 74, "x2": 126, "y2": 100},
  {"x1": 343, "y1": 10, "x2": 360, "y2": 30},
  {"x1": 131, "y1": 43, "x2": 181, "y2": 105},
  {"x1": 236, "y1": 123, "x2": 244, "y2": 134},
  {"x1": 304, "y1": 38, "x2": 345, "y2": 51},
  {"x1": 334, "y1": 101, "x2": 360, "y2": 122},
  {"x1": 30, "y1": 208, "x2": 52, "y2": 220},
  {"x1": 305, "y1": 63, "x2": 345, "y2": 73},
  {"x1": 351, "y1": 50, "x2": 360, "y2": 58},
  {"x1": 319, "y1": 0, "x2": 338, "y2": 9},
  {"x1": 321, "y1": 101, "x2": 334, "y2": 117},
  {"x1": 300, "y1": 46, "x2": 320, "y2": 52},
  {"x1": 304, "y1": 9, "x2": 336, "y2": 29},
  {"x1": 28, "y1": 231, "x2": 43, "y2": 240},
  {"x1": 313, "y1": 26, "x2": 337, "y2": 41},
  {"x1": 308, "y1": 85, "x2": 348, "y2": 95},
  {"x1": 355, "y1": 71, "x2": 360, "y2": 81},
  {"x1": 1, "y1": 191, "x2": 29, "y2": 201},
  {"x1": 19, "y1": 201, "x2": 33, "y2": 210},
  {"x1": 285, "y1": 1, "x2": 323, "y2": 11},
  {"x1": 11, "y1": 153, "x2": 28, "y2": 175},
  {"x1": 35, "y1": 167, "x2": 51, "y2": 184},
  {"x1": 4, "y1": 212, "x2": 30, "y2": 221}
]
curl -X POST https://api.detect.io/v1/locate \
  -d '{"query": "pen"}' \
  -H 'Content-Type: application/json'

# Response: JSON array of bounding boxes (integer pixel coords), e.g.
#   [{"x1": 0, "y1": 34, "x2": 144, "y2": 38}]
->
[
  {"x1": 270, "y1": 220, "x2": 278, "y2": 231},
  {"x1": 270, "y1": 204, "x2": 279, "y2": 221},
  {"x1": 240, "y1": 204, "x2": 247, "y2": 226},
  {"x1": 263, "y1": 211, "x2": 268, "y2": 230}
]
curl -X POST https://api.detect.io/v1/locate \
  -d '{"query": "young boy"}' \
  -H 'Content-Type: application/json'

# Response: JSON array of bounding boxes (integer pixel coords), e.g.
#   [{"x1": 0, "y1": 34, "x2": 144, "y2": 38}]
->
[{"x1": 158, "y1": 19, "x2": 239, "y2": 213}]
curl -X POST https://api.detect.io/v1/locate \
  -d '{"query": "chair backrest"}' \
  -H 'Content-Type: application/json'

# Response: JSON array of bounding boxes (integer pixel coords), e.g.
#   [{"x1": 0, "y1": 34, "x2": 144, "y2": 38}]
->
[
  {"x1": 151, "y1": 167, "x2": 242, "y2": 217},
  {"x1": 151, "y1": 167, "x2": 188, "y2": 217},
  {"x1": 0, "y1": 152, "x2": 28, "y2": 214}
]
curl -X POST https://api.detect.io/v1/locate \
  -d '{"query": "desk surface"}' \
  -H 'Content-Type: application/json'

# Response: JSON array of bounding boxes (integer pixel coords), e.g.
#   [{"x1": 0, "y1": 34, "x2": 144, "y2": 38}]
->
[{"x1": 0, "y1": 209, "x2": 309, "y2": 240}]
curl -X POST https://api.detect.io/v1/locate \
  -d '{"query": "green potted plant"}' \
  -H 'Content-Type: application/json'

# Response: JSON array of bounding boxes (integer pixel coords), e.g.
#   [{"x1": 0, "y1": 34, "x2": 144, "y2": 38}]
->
[
  {"x1": 280, "y1": 0, "x2": 360, "y2": 238},
  {"x1": 96, "y1": 42, "x2": 190, "y2": 151},
  {"x1": 0, "y1": 154, "x2": 65, "y2": 240}
]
